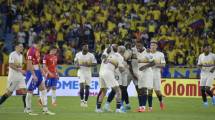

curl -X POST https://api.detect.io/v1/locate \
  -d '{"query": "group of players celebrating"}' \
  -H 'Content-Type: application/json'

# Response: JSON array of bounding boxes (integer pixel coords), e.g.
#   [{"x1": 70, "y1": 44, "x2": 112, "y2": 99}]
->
[
  {"x1": 75, "y1": 40, "x2": 166, "y2": 113},
  {"x1": 0, "y1": 39, "x2": 214, "y2": 115}
]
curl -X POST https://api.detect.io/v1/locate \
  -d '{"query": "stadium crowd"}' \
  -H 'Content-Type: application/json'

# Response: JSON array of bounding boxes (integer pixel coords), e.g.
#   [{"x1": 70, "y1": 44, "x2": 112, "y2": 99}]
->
[{"x1": 0, "y1": 0, "x2": 214, "y2": 66}]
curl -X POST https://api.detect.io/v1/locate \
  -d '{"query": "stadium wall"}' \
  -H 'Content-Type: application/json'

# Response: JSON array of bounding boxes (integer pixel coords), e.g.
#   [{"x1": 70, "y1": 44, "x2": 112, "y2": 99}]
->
[{"x1": 0, "y1": 76, "x2": 214, "y2": 97}]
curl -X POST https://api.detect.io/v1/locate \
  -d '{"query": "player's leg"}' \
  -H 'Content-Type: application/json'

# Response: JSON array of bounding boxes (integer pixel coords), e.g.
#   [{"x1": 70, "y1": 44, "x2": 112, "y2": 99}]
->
[
  {"x1": 25, "y1": 71, "x2": 38, "y2": 115},
  {"x1": 51, "y1": 78, "x2": 58, "y2": 106},
  {"x1": 205, "y1": 74, "x2": 215, "y2": 105},
  {"x1": 79, "y1": 83, "x2": 85, "y2": 107},
  {"x1": 38, "y1": 70, "x2": 55, "y2": 115},
  {"x1": 147, "y1": 89, "x2": 153, "y2": 112},
  {"x1": 112, "y1": 86, "x2": 123, "y2": 113},
  {"x1": 153, "y1": 73, "x2": 165, "y2": 110},
  {"x1": 0, "y1": 80, "x2": 18, "y2": 105},
  {"x1": 96, "y1": 88, "x2": 107, "y2": 112},
  {"x1": 104, "y1": 89, "x2": 116, "y2": 111},
  {"x1": 135, "y1": 85, "x2": 142, "y2": 111},
  {"x1": 200, "y1": 75, "x2": 208, "y2": 106},
  {"x1": 83, "y1": 76, "x2": 92, "y2": 107},
  {"x1": 139, "y1": 87, "x2": 147, "y2": 112}
]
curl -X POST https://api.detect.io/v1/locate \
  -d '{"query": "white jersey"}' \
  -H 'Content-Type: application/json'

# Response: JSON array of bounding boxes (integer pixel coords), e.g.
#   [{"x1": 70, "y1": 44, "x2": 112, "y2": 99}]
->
[
  {"x1": 151, "y1": 51, "x2": 166, "y2": 72},
  {"x1": 197, "y1": 52, "x2": 215, "y2": 73},
  {"x1": 100, "y1": 53, "x2": 124, "y2": 74},
  {"x1": 114, "y1": 52, "x2": 125, "y2": 81},
  {"x1": 74, "y1": 52, "x2": 97, "y2": 76},
  {"x1": 137, "y1": 50, "x2": 154, "y2": 70},
  {"x1": 8, "y1": 51, "x2": 24, "y2": 81}
]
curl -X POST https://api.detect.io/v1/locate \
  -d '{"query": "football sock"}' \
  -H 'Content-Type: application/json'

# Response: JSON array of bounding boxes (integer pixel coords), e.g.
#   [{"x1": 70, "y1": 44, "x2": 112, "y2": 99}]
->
[
  {"x1": 52, "y1": 90, "x2": 56, "y2": 103},
  {"x1": 107, "y1": 89, "x2": 115, "y2": 103},
  {"x1": 201, "y1": 87, "x2": 207, "y2": 102},
  {"x1": 80, "y1": 87, "x2": 84, "y2": 100},
  {"x1": 148, "y1": 95, "x2": 153, "y2": 107},
  {"x1": 22, "y1": 94, "x2": 26, "y2": 108},
  {"x1": 85, "y1": 85, "x2": 90, "y2": 101},
  {"x1": 0, "y1": 94, "x2": 9, "y2": 105},
  {"x1": 26, "y1": 93, "x2": 32, "y2": 110},
  {"x1": 40, "y1": 90, "x2": 48, "y2": 111}
]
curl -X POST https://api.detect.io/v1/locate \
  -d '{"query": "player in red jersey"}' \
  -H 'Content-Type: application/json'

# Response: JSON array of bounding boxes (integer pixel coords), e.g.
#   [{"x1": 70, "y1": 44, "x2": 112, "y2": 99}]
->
[
  {"x1": 43, "y1": 46, "x2": 58, "y2": 106},
  {"x1": 25, "y1": 40, "x2": 55, "y2": 115}
]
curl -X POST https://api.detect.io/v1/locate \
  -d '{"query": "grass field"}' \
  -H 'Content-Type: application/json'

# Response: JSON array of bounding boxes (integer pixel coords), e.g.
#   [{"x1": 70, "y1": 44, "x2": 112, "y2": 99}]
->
[{"x1": 0, "y1": 96, "x2": 214, "y2": 120}]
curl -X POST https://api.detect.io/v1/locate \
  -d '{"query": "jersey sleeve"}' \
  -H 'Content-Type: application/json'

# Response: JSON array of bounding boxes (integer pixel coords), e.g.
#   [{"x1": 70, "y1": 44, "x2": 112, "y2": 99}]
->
[
  {"x1": 43, "y1": 55, "x2": 47, "y2": 64},
  {"x1": 91, "y1": 54, "x2": 97, "y2": 64},
  {"x1": 74, "y1": 53, "x2": 79, "y2": 62},
  {"x1": 27, "y1": 48, "x2": 34, "y2": 60},
  {"x1": 160, "y1": 53, "x2": 166, "y2": 64},
  {"x1": 9, "y1": 53, "x2": 15, "y2": 63}
]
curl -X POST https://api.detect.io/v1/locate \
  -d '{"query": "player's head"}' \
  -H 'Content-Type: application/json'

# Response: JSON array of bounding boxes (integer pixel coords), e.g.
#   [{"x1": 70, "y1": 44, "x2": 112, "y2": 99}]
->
[
  {"x1": 32, "y1": 38, "x2": 42, "y2": 49},
  {"x1": 150, "y1": 40, "x2": 158, "y2": 52},
  {"x1": 82, "y1": 43, "x2": 89, "y2": 54},
  {"x1": 118, "y1": 46, "x2": 125, "y2": 55},
  {"x1": 203, "y1": 43, "x2": 210, "y2": 54},
  {"x1": 14, "y1": 42, "x2": 24, "y2": 53},
  {"x1": 136, "y1": 42, "x2": 144, "y2": 52},
  {"x1": 49, "y1": 46, "x2": 58, "y2": 55},
  {"x1": 112, "y1": 44, "x2": 118, "y2": 52},
  {"x1": 125, "y1": 42, "x2": 132, "y2": 50}
]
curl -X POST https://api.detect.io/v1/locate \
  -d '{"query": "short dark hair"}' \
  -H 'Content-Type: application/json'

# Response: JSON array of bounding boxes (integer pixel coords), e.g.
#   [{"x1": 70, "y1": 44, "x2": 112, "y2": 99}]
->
[{"x1": 14, "y1": 42, "x2": 23, "y2": 47}]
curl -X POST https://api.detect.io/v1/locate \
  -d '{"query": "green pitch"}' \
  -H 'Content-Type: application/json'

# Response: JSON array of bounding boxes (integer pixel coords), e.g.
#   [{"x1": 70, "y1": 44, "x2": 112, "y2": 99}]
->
[{"x1": 0, "y1": 96, "x2": 214, "y2": 120}]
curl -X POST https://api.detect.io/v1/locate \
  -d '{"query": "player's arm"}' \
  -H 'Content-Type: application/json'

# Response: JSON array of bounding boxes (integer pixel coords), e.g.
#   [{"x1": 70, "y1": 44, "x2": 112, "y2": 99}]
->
[
  {"x1": 42, "y1": 57, "x2": 54, "y2": 77},
  {"x1": 87, "y1": 54, "x2": 97, "y2": 67},
  {"x1": 27, "y1": 51, "x2": 37, "y2": 81},
  {"x1": 74, "y1": 54, "x2": 80, "y2": 69},
  {"x1": 139, "y1": 62, "x2": 155, "y2": 71},
  {"x1": 155, "y1": 54, "x2": 166, "y2": 68},
  {"x1": 9, "y1": 54, "x2": 25, "y2": 74}
]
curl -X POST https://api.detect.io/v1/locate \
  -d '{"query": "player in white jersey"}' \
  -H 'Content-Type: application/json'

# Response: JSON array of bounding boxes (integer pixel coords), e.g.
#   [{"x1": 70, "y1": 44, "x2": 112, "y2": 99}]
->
[
  {"x1": 0, "y1": 43, "x2": 27, "y2": 111},
  {"x1": 103, "y1": 45, "x2": 127, "y2": 112},
  {"x1": 74, "y1": 43, "x2": 97, "y2": 107},
  {"x1": 130, "y1": 42, "x2": 147, "y2": 111},
  {"x1": 197, "y1": 44, "x2": 215, "y2": 107},
  {"x1": 150, "y1": 40, "x2": 166, "y2": 110},
  {"x1": 96, "y1": 44, "x2": 125, "y2": 113},
  {"x1": 136, "y1": 42, "x2": 155, "y2": 112}
]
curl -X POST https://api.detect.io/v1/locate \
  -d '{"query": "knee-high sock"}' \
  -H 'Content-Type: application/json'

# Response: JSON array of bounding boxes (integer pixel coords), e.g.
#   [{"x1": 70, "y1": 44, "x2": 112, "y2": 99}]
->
[
  {"x1": 85, "y1": 85, "x2": 90, "y2": 101},
  {"x1": 124, "y1": 86, "x2": 129, "y2": 104},
  {"x1": 0, "y1": 93, "x2": 9, "y2": 105},
  {"x1": 40, "y1": 90, "x2": 48, "y2": 111},
  {"x1": 107, "y1": 89, "x2": 116, "y2": 103},
  {"x1": 52, "y1": 90, "x2": 56, "y2": 103},
  {"x1": 80, "y1": 85, "x2": 84, "y2": 101},
  {"x1": 26, "y1": 93, "x2": 32, "y2": 110},
  {"x1": 201, "y1": 86, "x2": 207, "y2": 102},
  {"x1": 22, "y1": 94, "x2": 26, "y2": 108}
]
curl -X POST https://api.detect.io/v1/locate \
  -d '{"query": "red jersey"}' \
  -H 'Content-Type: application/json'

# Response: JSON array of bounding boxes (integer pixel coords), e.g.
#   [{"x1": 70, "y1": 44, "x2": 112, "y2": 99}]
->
[
  {"x1": 43, "y1": 54, "x2": 58, "y2": 78},
  {"x1": 26, "y1": 47, "x2": 40, "y2": 65}
]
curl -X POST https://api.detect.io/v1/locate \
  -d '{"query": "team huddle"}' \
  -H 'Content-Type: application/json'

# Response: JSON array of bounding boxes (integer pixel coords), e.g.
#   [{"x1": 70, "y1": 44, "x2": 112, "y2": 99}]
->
[{"x1": 0, "y1": 40, "x2": 215, "y2": 115}]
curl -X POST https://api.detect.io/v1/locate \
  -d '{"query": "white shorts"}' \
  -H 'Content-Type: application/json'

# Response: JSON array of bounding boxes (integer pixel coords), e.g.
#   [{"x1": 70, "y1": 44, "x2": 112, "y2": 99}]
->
[
  {"x1": 138, "y1": 69, "x2": 153, "y2": 89},
  {"x1": 7, "y1": 78, "x2": 26, "y2": 92},
  {"x1": 99, "y1": 71, "x2": 119, "y2": 88},
  {"x1": 127, "y1": 71, "x2": 138, "y2": 86},
  {"x1": 79, "y1": 73, "x2": 92, "y2": 86},
  {"x1": 200, "y1": 71, "x2": 215, "y2": 87},
  {"x1": 153, "y1": 71, "x2": 162, "y2": 91}
]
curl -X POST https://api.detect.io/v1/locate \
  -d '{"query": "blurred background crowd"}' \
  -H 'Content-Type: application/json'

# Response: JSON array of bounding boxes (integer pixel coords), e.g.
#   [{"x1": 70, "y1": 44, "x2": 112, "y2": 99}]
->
[{"x1": 0, "y1": 0, "x2": 214, "y2": 66}]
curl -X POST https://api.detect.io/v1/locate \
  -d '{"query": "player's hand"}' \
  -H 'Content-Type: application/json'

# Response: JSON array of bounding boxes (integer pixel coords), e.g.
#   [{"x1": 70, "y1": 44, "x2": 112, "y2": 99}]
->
[{"x1": 210, "y1": 68, "x2": 215, "y2": 73}]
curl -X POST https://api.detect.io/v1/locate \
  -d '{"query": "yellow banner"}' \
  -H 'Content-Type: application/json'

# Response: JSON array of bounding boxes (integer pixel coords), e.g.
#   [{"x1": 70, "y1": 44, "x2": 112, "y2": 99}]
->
[
  {"x1": 161, "y1": 79, "x2": 215, "y2": 98},
  {"x1": 0, "y1": 76, "x2": 7, "y2": 96}
]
